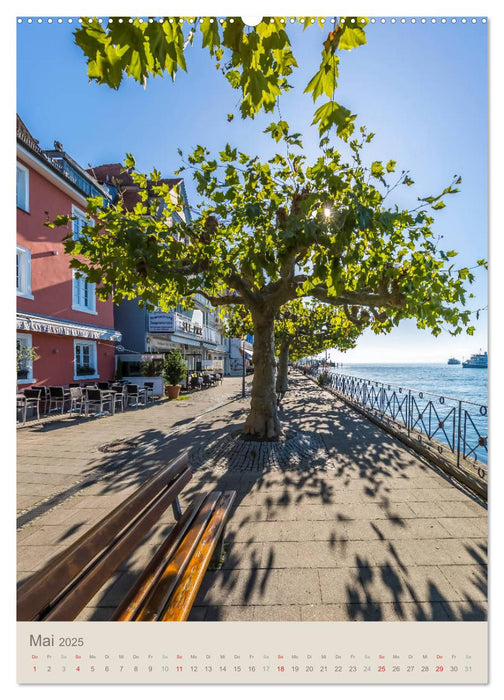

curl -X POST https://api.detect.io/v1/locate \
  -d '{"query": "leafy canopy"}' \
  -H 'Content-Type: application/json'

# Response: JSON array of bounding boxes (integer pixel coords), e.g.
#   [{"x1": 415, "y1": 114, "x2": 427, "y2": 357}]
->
[
  {"x1": 49, "y1": 123, "x2": 482, "y2": 340},
  {"x1": 74, "y1": 15, "x2": 368, "y2": 139},
  {"x1": 225, "y1": 299, "x2": 362, "y2": 361}
]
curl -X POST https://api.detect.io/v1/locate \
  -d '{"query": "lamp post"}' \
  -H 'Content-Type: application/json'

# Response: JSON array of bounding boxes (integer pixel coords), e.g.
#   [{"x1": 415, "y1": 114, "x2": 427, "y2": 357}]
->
[{"x1": 241, "y1": 338, "x2": 246, "y2": 398}]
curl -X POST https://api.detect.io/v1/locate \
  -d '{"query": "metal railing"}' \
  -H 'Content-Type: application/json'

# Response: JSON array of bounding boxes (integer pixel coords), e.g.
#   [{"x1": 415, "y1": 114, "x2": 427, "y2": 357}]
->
[{"x1": 308, "y1": 368, "x2": 488, "y2": 481}]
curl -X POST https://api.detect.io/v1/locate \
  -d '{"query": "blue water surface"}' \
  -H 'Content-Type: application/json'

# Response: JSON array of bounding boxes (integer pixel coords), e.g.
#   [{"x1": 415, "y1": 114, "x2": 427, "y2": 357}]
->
[{"x1": 333, "y1": 363, "x2": 487, "y2": 407}]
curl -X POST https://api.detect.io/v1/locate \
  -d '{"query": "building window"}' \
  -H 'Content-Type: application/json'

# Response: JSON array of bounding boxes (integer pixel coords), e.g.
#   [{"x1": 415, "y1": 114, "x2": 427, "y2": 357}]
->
[
  {"x1": 72, "y1": 205, "x2": 89, "y2": 240},
  {"x1": 17, "y1": 333, "x2": 34, "y2": 383},
  {"x1": 16, "y1": 245, "x2": 33, "y2": 299},
  {"x1": 16, "y1": 163, "x2": 29, "y2": 212},
  {"x1": 72, "y1": 271, "x2": 96, "y2": 313},
  {"x1": 74, "y1": 340, "x2": 98, "y2": 378}
]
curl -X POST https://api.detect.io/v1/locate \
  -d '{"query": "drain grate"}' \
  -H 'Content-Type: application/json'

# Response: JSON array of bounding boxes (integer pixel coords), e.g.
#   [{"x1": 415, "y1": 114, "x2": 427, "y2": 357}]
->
[{"x1": 99, "y1": 438, "x2": 139, "y2": 453}]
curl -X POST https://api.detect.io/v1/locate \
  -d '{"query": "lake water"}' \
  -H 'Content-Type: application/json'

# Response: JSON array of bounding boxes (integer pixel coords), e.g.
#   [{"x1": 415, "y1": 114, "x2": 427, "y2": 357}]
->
[
  {"x1": 332, "y1": 363, "x2": 488, "y2": 407},
  {"x1": 327, "y1": 363, "x2": 488, "y2": 465}
]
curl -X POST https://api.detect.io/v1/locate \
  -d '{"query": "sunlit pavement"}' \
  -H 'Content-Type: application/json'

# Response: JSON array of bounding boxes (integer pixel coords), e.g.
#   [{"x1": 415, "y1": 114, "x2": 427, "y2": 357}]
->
[{"x1": 17, "y1": 373, "x2": 487, "y2": 622}]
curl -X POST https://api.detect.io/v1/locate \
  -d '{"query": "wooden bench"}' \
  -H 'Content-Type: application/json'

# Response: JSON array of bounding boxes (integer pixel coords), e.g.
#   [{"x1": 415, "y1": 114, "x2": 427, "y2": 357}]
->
[{"x1": 17, "y1": 451, "x2": 236, "y2": 622}]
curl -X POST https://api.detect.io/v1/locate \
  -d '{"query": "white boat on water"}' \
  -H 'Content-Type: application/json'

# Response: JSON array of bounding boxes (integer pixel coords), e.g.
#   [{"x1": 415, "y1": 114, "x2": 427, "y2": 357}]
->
[{"x1": 462, "y1": 351, "x2": 488, "y2": 368}]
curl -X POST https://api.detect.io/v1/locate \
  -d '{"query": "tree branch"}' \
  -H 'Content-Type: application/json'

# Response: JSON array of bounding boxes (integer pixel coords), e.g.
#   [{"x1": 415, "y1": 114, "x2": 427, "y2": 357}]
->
[
  {"x1": 196, "y1": 290, "x2": 243, "y2": 306},
  {"x1": 310, "y1": 285, "x2": 404, "y2": 309}
]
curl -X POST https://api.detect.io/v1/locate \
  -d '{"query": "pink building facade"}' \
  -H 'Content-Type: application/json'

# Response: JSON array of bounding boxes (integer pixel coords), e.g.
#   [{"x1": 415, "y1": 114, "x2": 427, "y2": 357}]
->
[{"x1": 16, "y1": 116, "x2": 121, "y2": 389}]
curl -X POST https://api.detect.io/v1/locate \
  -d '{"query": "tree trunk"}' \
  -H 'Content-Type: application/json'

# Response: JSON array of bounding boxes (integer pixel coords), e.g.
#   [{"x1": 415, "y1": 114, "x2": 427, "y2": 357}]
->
[
  {"x1": 275, "y1": 341, "x2": 289, "y2": 394},
  {"x1": 242, "y1": 314, "x2": 281, "y2": 440}
]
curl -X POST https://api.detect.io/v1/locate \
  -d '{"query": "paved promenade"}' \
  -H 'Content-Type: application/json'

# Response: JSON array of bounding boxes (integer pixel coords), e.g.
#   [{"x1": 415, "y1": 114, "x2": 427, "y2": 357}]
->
[{"x1": 17, "y1": 373, "x2": 487, "y2": 622}]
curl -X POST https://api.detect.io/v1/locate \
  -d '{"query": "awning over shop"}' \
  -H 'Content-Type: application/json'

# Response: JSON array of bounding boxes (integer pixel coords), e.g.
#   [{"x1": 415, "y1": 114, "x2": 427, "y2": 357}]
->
[
  {"x1": 241, "y1": 347, "x2": 253, "y2": 358},
  {"x1": 117, "y1": 353, "x2": 164, "y2": 362},
  {"x1": 16, "y1": 312, "x2": 121, "y2": 341},
  {"x1": 169, "y1": 334, "x2": 202, "y2": 348}
]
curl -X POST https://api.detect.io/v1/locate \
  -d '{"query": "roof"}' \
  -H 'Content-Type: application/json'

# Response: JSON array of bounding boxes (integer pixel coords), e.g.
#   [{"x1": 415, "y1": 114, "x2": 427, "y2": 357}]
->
[
  {"x1": 17, "y1": 115, "x2": 47, "y2": 160},
  {"x1": 88, "y1": 162, "x2": 182, "y2": 189},
  {"x1": 88, "y1": 163, "x2": 186, "y2": 213},
  {"x1": 17, "y1": 114, "x2": 110, "y2": 200}
]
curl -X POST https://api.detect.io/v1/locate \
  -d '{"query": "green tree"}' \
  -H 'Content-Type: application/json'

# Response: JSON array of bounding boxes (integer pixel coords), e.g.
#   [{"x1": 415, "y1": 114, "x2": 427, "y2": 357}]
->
[
  {"x1": 74, "y1": 15, "x2": 367, "y2": 139},
  {"x1": 225, "y1": 299, "x2": 361, "y2": 393},
  {"x1": 274, "y1": 300, "x2": 362, "y2": 392},
  {"x1": 49, "y1": 126, "x2": 483, "y2": 440}
]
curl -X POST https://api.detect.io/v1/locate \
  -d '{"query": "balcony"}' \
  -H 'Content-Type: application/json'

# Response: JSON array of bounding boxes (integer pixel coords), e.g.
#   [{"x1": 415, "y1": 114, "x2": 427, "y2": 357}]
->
[
  {"x1": 149, "y1": 311, "x2": 202, "y2": 337},
  {"x1": 148, "y1": 311, "x2": 224, "y2": 348}
]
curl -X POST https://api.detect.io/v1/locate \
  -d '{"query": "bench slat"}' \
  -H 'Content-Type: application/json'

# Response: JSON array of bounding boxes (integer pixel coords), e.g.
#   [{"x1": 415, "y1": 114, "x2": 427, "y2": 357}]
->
[
  {"x1": 112, "y1": 492, "x2": 208, "y2": 621},
  {"x1": 134, "y1": 492, "x2": 222, "y2": 621},
  {"x1": 17, "y1": 452, "x2": 189, "y2": 621},
  {"x1": 43, "y1": 467, "x2": 192, "y2": 621},
  {"x1": 159, "y1": 491, "x2": 236, "y2": 621}
]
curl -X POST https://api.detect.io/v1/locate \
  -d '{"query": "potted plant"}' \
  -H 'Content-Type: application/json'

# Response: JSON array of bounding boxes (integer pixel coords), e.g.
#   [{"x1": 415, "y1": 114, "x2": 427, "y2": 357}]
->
[
  {"x1": 76, "y1": 364, "x2": 95, "y2": 376},
  {"x1": 16, "y1": 343, "x2": 40, "y2": 381},
  {"x1": 163, "y1": 350, "x2": 187, "y2": 399}
]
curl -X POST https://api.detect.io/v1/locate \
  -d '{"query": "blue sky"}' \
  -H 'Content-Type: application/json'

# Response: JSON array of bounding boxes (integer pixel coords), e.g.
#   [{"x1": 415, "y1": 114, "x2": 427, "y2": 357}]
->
[{"x1": 16, "y1": 15, "x2": 488, "y2": 363}]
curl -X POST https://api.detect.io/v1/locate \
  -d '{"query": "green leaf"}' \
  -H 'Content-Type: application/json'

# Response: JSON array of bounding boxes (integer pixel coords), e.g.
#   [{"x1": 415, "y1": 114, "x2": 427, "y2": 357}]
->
[
  {"x1": 264, "y1": 120, "x2": 289, "y2": 142},
  {"x1": 304, "y1": 54, "x2": 339, "y2": 102},
  {"x1": 226, "y1": 70, "x2": 241, "y2": 88},
  {"x1": 371, "y1": 161, "x2": 384, "y2": 178},
  {"x1": 200, "y1": 17, "x2": 221, "y2": 53},
  {"x1": 338, "y1": 18, "x2": 368, "y2": 50},
  {"x1": 311, "y1": 100, "x2": 355, "y2": 140},
  {"x1": 124, "y1": 153, "x2": 136, "y2": 169}
]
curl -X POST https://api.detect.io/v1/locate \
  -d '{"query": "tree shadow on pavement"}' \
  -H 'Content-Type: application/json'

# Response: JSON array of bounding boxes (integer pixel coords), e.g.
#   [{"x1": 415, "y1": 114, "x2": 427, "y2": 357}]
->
[{"x1": 20, "y1": 374, "x2": 487, "y2": 622}]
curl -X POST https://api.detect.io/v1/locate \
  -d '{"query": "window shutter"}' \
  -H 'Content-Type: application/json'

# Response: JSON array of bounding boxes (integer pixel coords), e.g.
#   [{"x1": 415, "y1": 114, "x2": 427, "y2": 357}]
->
[{"x1": 17, "y1": 167, "x2": 26, "y2": 209}]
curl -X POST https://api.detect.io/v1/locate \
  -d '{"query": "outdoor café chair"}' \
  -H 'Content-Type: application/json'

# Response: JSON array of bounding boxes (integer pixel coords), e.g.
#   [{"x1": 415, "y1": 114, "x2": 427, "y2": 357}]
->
[
  {"x1": 23, "y1": 388, "x2": 42, "y2": 421},
  {"x1": 125, "y1": 383, "x2": 147, "y2": 408},
  {"x1": 37, "y1": 386, "x2": 50, "y2": 415},
  {"x1": 48, "y1": 386, "x2": 70, "y2": 414},
  {"x1": 98, "y1": 382, "x2": 111, "y2": 390},
  {"x1": 16, "y1": 394, "x2": 27, "y2": 426},
  {"x1": 143, "y1": 381, "x2": 155, "y2": 403},
  {"x1": 190, "y1": 375, "x2": 202, "y2": 391},
  {"x1": 68, "y1": 387, "x2": 84, "y2": 415},
  {"x1": 110, "y1": 384, "x2": 126, "y2": 413},
  {"x1": 82, "y1": 388, "x2": 112, "y2": 417}
]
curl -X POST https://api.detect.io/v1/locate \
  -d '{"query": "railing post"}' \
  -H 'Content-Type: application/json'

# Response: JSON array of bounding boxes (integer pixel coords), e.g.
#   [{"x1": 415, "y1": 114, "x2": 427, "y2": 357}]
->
[
  {"x1": 407, "y1": 389, "x2": 411, "y2": 437},
  {"x1": 456, "y1": 400, "x2": 462, "y2": 468}
]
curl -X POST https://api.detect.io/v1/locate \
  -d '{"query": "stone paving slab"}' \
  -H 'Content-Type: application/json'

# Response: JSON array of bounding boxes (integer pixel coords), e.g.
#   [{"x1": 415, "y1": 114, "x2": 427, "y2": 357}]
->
[{"x1": 16, "y1": 373, "x2": 487, "y2": 622}]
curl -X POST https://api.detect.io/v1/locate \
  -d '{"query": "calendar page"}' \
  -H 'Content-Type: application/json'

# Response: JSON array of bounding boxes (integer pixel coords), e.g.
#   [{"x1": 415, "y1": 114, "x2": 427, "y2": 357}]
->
[{"x1": 15, "y1": 1, "x2": 489, "y2": 688}]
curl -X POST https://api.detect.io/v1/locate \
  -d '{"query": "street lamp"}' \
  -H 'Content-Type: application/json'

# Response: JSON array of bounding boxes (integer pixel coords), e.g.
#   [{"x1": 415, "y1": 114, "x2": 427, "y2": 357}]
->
[{"x1": 241, "y1": 338, "x2": 246, "y2": 398}]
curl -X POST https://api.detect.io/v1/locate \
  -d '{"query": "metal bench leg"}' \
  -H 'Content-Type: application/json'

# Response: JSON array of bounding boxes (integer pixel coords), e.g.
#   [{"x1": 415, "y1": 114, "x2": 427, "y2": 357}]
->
[{"x1": 172, "y1": 497, "x2": 182, "y2": 521}]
